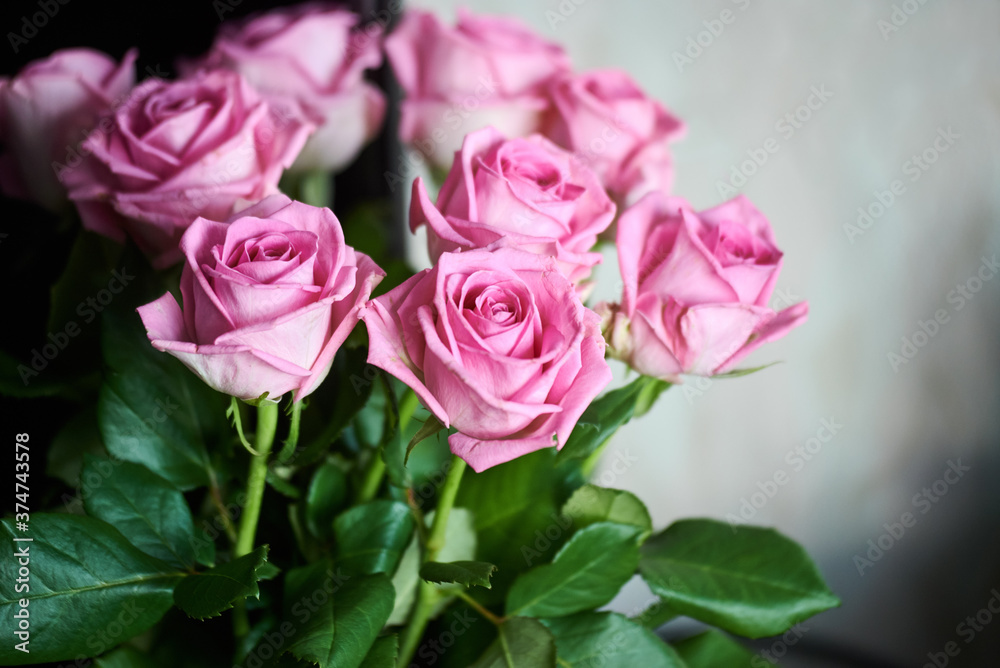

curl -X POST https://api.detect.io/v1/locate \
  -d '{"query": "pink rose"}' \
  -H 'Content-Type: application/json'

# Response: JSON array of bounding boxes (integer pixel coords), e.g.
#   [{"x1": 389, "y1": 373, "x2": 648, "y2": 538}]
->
[
  {"x1": 601, "y1": 193, "x2": 808, "y2": 379},
  {"x1": 62, "y1": 69, "x2": 314, "y2": 269},
  {"x1": 137, "y1": 195, "x2": 383, "y2": 402},
  {"x1": 0, "y1": 48, "x2": 136, "y2": 211},
  {"x1": 361, "y1": 243, "x2": 611, "y2": 472},
  {"x1": 542, "y1": 69, "x2": 685, "y2": 203},
  {"x1": 190, "y1": 3, "x2": 385, "y2": 172},
  {"x1": 385, "y1": 9, "x2": 571, "y2": 167},
  {"x1": 409, "y1": 127, "x2": 616, "y2": 287}
]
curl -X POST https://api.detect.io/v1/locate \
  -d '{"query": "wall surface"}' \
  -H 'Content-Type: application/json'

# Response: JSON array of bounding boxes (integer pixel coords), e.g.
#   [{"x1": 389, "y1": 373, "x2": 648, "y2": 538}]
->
[{"x1": 406, "y1": 1, "x2": 1000, "y2": 665}]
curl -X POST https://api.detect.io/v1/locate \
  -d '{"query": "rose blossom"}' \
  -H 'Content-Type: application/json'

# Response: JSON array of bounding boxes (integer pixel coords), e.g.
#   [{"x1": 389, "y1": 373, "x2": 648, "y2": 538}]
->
[
  {"x1": 385, "y1": 8, "x2": 571, "y2": 167},
  {"x1": 137, "y1": 195, "x2": 383, "y2": 402},
  {"x1": 0, "y1": 48, "x2": 136, "y2": 211},
  {"x1": 361, "y1": 243, "x2": 611, "y2": 472},
  {"x1": 189, "y1": 3, "x2": 385, "y2": 172},
  {"x1": 61, "y1": 69, "x2": 314, "y2": 269},
  {"x1": 409, "y1": 126, "x2": 615, "y2": 287},
  {"x1": 600, "y1": 193, "x2": 808, "y2": 380},
  {"x1": 542, "y1": 69, "x2": 685, "y2": 203}
]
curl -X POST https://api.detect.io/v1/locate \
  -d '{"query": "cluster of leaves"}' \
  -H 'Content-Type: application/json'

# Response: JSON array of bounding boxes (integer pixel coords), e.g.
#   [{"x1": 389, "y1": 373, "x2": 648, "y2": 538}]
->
[{"x1": 0, "y1": 224, "x2": 838, "y2": 668}]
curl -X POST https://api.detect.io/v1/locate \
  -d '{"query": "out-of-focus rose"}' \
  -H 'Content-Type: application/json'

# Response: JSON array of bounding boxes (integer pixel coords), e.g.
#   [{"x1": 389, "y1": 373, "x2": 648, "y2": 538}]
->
[
  {"x1": 189, "y1": 3, "x2": 385, "y2": 172},
  {"x1": 361, "y1": 243, "x2": 611, "y2": 472},
  {"x1": 0, "y1": 48, "x2": 136, "y2": 211},
  {"x1": 137, "y1": 195, "x2": 383, "y2": 402},
  {"x1": 600, "y1": 193, "x2": 808, "y2": 380},
  {"x1": 542, "y1": 69, "x2": 685, "y2": 203},
  {"x1": 62, "y1": 69, "x2": 314, "y2": 269},
  {"x1": 409, "y1": 126, "x2": 615, "y2": 287},
  {"x1": 385, "y1": 8, "x2": 571, "y2": 167}
]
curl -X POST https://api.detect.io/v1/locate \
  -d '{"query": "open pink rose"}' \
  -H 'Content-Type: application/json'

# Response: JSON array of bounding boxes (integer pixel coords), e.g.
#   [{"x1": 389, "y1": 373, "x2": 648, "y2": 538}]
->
[
  {"x1": 600, "y1": 193, "x2": 808, "y2": 379},
  {"x1": 542, "y1": 69, "x2": 685, "y2": 203},
  {"x1": 137, "y1": 195, "x2": 383, "y2": 402},
  {"x1": 61, "y1": 69, "x2": 314, "y2": 269},
  {"x1": 410, "y1": 126, "x2": 615, "y2": 286},
  {"x1": 385, "y1": 8, "x2": 570, "y2": 167},
  {"x1": 189, "y1": 3, "x2": 385, "y2": 172},
  {"x1": 361, "y1": 243, "x2": 611, "y2": 472},
  {"x1": 0, "y1": 48, "x2": 136, "y2": 211}
]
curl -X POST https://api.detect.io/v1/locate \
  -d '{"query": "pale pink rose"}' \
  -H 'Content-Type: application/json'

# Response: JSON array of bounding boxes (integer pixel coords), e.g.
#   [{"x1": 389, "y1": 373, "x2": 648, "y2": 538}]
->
[
  {"x1": 542, "y1": 69, "x2": 685, "y2": 203},
  {"x1": 410, "y1": 127, "x2": 615, "y2": 286},
  {"x1": 361, "y1": 243, "x2": 611, "y2": 472},
  {"x1": 137, "y1": 195, "x2": 384, "y2": 402},
  {"x1": 600, "y1": 193, "x2": 808, "y2": 379},
  {"x1": 189, "y1": 3, "x2": 385, "y2": 172},
  {"x1": 61, "y1": 69, "x2": 314, "y2": 269},
  {"x1": 0, "y1": 48, "x2": 136, "y2": 211},
  {"x1": 385, "y1": 8, "x2": 571, "y2": 167}
]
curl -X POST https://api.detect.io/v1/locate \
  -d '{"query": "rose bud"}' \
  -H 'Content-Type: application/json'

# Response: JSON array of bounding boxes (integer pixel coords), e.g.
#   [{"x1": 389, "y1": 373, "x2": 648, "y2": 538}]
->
[
  {"x1": 188, "y1": 4, "x2": 385, "y2": 172},
  {"x1": 61, "y1": 69, "x2": 314, "y2": 269},
  {"x1": 137, "y1": 194, "x2": 383, "y2": 402},
  {"x1": 600, "y1": 193, "x2": 808, "y2": 380},
  {"x1": 410, "y1": 126, "x2": 616, "y2": 288},
  {"x1": 361, "y1": 243, "x2": 611, "y2": 472},
  {"x1": 0, "y1": 48, "x2": 136, "y2": 211},
  {"x1": 385, "y1": 8, "x2": 571, "y2": 168}
]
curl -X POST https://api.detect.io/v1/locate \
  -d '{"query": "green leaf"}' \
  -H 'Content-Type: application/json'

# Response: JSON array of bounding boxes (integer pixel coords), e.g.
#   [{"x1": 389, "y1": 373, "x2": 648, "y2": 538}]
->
[
  {"x1": 82, "y1": 456, "x2": 206, "y2": 569},
  {"x1": 359, "y1": 635, "x2": 398, "y2": 668},
  {"x1": 420, "y1": 561, "x2": 497, "y2": 589},
  {"x1": 284, "y1": 561, "x2": 395, "y2": 668},
  {"x1": 47, "y1": 406, "x2": 104, "y2": 487},
  {"x1": 506, "y1": 523, "x2": 641, "y2": 618},
  {"x1": 674, "y1": 630, "x2": 756, "y2": 667},
  {"x1": 306, "y1": 460, "x2": 349, "y2": 539},
  {"x1": 542, "y1": 612, "x2": 685, "y2": 667},
  {"x1": 99, "y1": 294, "x2": 226, "y2": 490},
  {"x1": 712, "y1": 363, "x2": 780, "y2": 379},
  {"x1": 0, "y1": 514, "x2": 182, "y2": 665},
  {"x1": 173, "y1": 545, "x2": 269, "y2": 619},
  {"x1": 638, "y1": 519, "x2": 840, "y2": 638},
  {"x1": 470, "y1": 617, "x2": 556, "y2": 668},
  {"x1": 334, "y1": 500, "x2": 415, "y2": 576},
  {"x1": 557, "y1": 376, "x2": 669, "y2": 463},
  {"x1": 406, "y1": 415, "x2": 445, "y2": 463},
  {"x1": 94, "y1": 646, "x2": 159, "y2": 668},
  {"x1": 561, "y1": 485, "x2": 652, "y2": 537}
]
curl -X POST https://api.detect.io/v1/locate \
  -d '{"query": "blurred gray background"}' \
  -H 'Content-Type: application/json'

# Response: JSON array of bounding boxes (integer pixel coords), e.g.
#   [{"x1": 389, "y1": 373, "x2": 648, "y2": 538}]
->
[{"x1": 404, "y1": 1, "x2": 1000, "y2": 665}]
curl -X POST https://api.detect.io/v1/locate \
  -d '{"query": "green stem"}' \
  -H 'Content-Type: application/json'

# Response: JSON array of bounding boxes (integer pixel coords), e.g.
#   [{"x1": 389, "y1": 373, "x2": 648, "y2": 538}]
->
[
  {"x1": 396, "y1": 456, "x2": 467, "y2": 667},
  {"x1": 357, "y1": 455, "x2": 386, "y2": 504},
  {"x1": 232, "y1": 402, "x2": 279, "y2": 637},
  {"x1": 581, "y1": 437, "x2": 613, "y2": 479},
  {"x1": 300, "y1": 169, "x2": 333, "y2": 209}
]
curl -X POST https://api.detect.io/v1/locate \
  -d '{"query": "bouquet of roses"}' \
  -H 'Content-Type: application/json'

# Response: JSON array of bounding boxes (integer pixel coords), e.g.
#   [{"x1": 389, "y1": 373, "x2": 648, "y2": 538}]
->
[{"x1": 0, "y1": 4, "x2": 835, "y2": 667}]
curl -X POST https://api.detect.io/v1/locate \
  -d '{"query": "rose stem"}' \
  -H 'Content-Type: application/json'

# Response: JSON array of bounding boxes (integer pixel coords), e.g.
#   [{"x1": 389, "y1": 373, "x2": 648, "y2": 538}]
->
[
  {"x1": 232, "y1": 401, "x2": 280, "y2": 637},
  {"x1": 396, "y1": 456, "x2": 468, "y2": 667}
]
